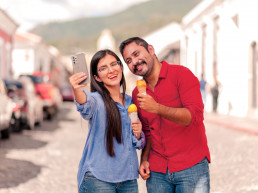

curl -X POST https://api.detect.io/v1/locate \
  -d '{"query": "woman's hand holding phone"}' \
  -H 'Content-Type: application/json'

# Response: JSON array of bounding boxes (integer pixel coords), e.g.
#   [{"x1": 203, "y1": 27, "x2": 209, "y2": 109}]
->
[{"x1": 69, "y1": 72, "x2": 88, "y2": 104}]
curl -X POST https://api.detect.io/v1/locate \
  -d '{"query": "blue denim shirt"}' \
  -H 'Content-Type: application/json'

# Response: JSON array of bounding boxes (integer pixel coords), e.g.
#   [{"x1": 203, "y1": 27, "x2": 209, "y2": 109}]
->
[{"x1": 75, "y1": 91, "x2": 145, "y2": 189}]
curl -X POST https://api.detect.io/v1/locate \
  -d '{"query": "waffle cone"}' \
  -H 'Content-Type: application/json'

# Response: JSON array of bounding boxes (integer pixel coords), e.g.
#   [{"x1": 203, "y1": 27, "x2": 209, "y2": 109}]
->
[
  {"x1": 137, "y1": 85, "x2": 146, "y2": 95},
  {"x1": 129, "y1": 112, "x2": 138, "y2": 121}
]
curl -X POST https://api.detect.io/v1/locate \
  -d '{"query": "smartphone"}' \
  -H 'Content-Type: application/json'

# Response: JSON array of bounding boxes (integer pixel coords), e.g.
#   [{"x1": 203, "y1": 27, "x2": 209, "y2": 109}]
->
[{"x1": 71, "y1": 53, "x2": 89, "y2": 84}]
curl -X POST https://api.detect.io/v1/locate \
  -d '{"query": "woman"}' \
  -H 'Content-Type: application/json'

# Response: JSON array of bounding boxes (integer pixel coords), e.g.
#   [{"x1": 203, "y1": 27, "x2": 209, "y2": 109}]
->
[{"x1": 69, "y1": 49, "x2": 145, "y2": 193}]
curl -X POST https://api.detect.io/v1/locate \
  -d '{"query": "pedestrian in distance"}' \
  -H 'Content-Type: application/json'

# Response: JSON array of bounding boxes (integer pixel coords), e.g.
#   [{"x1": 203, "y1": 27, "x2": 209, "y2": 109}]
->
[
  {"x1": 119, "y1": 37, "x2": 211, "y2": 193},
  {"x1": 211, "y1": 78, "x2": 220, "y2": 113},
  {"x1": 69, "y1": 49, "x2": 145, "y2": 193},
  {"x1": 199, "y1": 73, "x2": 207, "y2": 109}
]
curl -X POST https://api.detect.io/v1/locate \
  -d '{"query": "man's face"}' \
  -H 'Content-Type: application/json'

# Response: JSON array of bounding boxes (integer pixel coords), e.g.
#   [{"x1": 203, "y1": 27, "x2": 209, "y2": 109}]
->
[{"x1": 122, "y1": 42, "x2": 155, "y2": 77}]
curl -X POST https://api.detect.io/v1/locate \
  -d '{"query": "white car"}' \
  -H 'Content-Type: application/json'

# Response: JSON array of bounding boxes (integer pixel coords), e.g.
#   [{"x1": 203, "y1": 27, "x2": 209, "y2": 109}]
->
[
  {"x1": 0, "y1": 78, "x2": 13, "y2": 139},
  {"x1": 18, "y1": 76, "x2": 44, "y2": 129}
]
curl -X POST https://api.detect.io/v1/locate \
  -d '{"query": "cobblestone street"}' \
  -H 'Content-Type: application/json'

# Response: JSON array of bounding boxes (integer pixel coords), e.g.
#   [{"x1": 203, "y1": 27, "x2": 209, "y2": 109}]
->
[
  {"x1": 0, "y1": 102, "x2": 84, "y2": 193},
  {"x1": 205, "y1": 121, "x2": 258, "y2": 193},
  {"x1": 0, "y1": 102, "x2": 258, "y2": 193}
]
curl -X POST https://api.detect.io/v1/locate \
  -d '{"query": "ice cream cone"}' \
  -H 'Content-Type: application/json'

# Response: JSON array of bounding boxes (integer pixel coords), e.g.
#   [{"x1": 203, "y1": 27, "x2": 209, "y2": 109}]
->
[
  {"x1": 129, "y1": 112, "x2": 138, "y2": 121},
  {"x1": 136, "y1": 79, "x2": 146, "y2": 95},
  {"x1": 128, "y1": 104, "x2": 139, "y2": 137},
  {"x1": 128, "y1": 104, "x2": 139, "y2": 121}
]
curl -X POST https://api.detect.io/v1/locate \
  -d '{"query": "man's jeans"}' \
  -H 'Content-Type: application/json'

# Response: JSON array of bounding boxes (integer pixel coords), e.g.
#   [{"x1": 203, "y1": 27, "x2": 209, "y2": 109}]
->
[
  {"x1": 146, "y1": 158, "x2": 210, "y2": 193},
  {"x1": 79, "y1": 171, "x2": 138, "y2": 193}
]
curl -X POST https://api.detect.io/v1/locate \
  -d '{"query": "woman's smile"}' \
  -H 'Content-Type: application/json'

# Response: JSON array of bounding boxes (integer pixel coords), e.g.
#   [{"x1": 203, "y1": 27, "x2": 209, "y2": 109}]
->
[{"x1": 108, "y1": 74, "x2": 118, "y2": 80}]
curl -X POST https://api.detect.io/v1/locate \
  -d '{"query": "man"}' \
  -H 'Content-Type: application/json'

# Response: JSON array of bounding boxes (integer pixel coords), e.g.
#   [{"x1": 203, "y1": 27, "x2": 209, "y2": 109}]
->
[{"x1": 119, "y1": 37, "x2": 210, "y2": 193}]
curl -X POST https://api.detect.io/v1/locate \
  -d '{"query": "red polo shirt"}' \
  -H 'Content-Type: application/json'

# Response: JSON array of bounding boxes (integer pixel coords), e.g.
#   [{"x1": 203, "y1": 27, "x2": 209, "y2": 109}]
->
[{"x1": 132, "y1": 61, "x2": 210, "y2": 173}]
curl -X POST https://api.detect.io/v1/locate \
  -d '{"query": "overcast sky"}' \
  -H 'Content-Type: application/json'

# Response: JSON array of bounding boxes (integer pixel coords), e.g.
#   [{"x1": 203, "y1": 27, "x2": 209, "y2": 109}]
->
[{"x1": 0, "y1": 0, "x2": 147, "y2": 31}]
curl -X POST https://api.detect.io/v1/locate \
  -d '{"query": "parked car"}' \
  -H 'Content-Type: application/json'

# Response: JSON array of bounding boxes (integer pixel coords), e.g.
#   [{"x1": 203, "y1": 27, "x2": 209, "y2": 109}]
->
[
  {"x1": 60, "y1": 85, "x2": 74, "y2": 101},
  {"x1": 4, "y1": 79, "x2": 23, "y2": 132},
  {"x1": 18, "y1": 76, "x2": 44, "y2": 129},
  {"x1": 0, "y1": 79, "x2": 13, "y2": 138},
  {"x1": 21, "y1": 72, "x2": 62, "y2": 120}
]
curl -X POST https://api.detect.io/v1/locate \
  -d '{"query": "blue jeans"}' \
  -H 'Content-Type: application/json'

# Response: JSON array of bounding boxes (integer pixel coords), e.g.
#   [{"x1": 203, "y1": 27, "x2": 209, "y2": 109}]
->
[
  {"x1": 79, "y1": 171, "x2": 138, "y2": 193},
  {"x1": 146, "y1": 158, "x2": 210, "y2": 193}
]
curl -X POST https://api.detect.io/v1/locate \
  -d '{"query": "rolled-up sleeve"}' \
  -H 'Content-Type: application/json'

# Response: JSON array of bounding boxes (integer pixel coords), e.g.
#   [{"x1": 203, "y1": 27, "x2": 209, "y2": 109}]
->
[
  {"x1": 74, "y1": 90, "x2": 97, "y2": 120},
  {"x1": 132, "y1": 131, "x2": 146, "y2": 149},
  {"x1": 177, "y1": 67, "x2": 204, "y2": 126}
]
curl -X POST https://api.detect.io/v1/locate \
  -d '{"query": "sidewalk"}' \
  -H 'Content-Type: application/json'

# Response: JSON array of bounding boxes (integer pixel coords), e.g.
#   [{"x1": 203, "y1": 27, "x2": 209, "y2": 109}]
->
[{"x1": 204, "y1": 112, "x2": 258, "y2": 135}]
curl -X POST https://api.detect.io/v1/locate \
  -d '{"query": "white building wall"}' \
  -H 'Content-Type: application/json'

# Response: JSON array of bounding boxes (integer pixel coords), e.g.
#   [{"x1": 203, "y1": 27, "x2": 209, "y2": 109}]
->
[
  {"x1": 241, "y1": 1, "x2": 258, "y2": 117},
  {"x1": 181, "y1": 0, "x2": 258, "y2": 117},
  {"x1": 13, "y1": 34, "x2": 53, "y2": 77},
  {"x1": 216, "y1": 3, "x2": 248, "y2": 116},
  {"x1": 12, "y1": 49, "x2": 35, "y2": 77},
  {"x1": 5, "y1": 43, "x2": 11, "y2": 78},
  {"x1": 0, "y1": 38, "x2": 3, "y2": 78}
]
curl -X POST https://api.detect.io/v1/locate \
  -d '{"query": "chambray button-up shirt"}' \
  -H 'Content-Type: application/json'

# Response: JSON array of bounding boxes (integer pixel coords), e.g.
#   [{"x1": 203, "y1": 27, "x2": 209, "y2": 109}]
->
[{"x1": 75, "y1": 91, "x2": 145, "y2": 189}]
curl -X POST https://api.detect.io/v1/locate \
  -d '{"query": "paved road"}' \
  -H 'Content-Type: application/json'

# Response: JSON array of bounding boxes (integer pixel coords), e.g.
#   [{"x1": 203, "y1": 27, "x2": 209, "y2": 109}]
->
[
  {"x1": 0, "y1": 102, "x2": 258, "y2": 193},
  {"x1": 0, "y1": 102, "x2": 84, "y2": 193},
  {"x1": 205, "y1": 121, "x2": 258, "y2": 193}
]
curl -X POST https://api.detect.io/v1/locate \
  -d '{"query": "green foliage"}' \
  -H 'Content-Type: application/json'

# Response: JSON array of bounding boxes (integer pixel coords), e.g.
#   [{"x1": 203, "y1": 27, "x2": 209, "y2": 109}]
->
[{"x1": 31, "y1": 0, "x2": 201, "y2": 54}]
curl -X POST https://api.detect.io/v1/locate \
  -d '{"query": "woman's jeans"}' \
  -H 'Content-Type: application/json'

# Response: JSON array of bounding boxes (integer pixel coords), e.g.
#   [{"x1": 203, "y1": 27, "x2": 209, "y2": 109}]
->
[
  {"x1": 79, "y1": 171, "x2": 138, "y2": 193},
  {"x1": 146, "y1": 158, "x2": 210, "y2": 193}
]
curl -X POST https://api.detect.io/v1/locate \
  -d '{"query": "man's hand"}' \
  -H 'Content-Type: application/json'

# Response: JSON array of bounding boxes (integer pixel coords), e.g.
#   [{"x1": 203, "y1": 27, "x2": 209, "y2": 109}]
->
[
  {"x1": 138, "y1": 93, "x2": 192, "y2": 126},
  {"x1": 139, "y1": 160, "x2": 150, "y2": 180},
  {"x1": 137, "y1": 93, "x2": 159, "y2": 114}
]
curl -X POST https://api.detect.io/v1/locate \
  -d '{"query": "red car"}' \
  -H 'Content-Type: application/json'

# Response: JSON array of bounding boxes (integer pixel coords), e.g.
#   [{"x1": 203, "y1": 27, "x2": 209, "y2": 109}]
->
[
  {"x1": 60, "y1": 85, "x2": 74, "y2": 101},
  {"x1": 5, "y1": 77, "x2": 44, "y2": 130},
  {"x1": 21, "y1": 72, "x2": 62, "y2": 120}
]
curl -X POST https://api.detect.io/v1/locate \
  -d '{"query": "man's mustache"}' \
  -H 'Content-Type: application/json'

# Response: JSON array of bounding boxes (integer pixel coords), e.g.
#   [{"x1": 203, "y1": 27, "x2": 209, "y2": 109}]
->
[{"x1": 133, "y1": 60, "x2": 146, "y2": 73}]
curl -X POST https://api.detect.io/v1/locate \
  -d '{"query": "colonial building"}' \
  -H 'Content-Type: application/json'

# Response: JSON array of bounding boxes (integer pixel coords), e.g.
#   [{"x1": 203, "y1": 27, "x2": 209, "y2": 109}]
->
[
  {"x1": 0, "y1": 8, "x2": 18, "y2": 78},
  {"x1": 12, "y1": 31, "x2": 67, "y2": 88},
  {"x1": 145, "y1": 22, "x2": 182, "y2": 65},
  {"x1": 181, "y1": 0, "x2": 258, "y2": 117},
  {"x1": 13, "y1": 32, "x2": 51, "y2": 77}
]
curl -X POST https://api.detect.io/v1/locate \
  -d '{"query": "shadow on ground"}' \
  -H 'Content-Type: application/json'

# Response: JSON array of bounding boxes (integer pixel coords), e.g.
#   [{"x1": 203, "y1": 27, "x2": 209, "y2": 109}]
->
[
  {"x1": 0, "y1": 102, "x2": 76, "y2": 189},
  {"x1": 0, "y1": 157, "x2": 42, "y2": 189}
]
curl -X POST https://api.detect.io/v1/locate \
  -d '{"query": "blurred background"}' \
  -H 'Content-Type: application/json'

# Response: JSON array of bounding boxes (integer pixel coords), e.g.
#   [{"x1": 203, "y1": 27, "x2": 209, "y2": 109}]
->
[{"x1": 0, "y1": 0, "x2": 258, "y2": 193}]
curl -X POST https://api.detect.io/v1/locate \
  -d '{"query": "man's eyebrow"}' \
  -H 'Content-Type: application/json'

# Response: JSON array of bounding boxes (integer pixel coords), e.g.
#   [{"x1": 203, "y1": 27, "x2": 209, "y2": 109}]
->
[
  {"x1": 125, "y1": 49, "x2": 137, "y2": 61},
  {"x1": 125, "y1": 56, "x2": 131, "y2": 62},
  {"x1": 132, "y1": 50, "x2": 138, "y2": 55}
]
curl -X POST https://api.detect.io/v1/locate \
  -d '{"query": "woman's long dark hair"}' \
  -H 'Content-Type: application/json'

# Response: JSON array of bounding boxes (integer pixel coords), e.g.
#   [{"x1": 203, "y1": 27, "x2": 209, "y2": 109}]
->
[{"x1": 90, "y1": 49, "x2": 126, "y2": 157}]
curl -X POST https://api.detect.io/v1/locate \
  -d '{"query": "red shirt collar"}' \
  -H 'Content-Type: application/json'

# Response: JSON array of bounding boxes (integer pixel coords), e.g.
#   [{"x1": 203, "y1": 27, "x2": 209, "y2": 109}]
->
[
  {"x1": 143, "y1": 60, "x2": 168, "y2": 84},
  {"x1": 159, "y1": 60, "x2": 169, "y2": 79},
  {"x1": 144, "y1": 61, "x2": 168, "y2": 92}
]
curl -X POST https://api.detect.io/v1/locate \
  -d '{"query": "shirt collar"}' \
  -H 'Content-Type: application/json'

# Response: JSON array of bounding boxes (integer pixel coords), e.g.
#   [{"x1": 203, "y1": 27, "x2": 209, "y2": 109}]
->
[
  {"x1": 115, "y1": 94, "x2": 131, "y2": 110},
  {"x1": 124, "y1": 94, "x2": 132, "y2": 108},
  {"x1": 159, "y1": 60, "x2": 168, "y2": 79},
  {"x1": 143, "y1": 60, "x2": 168, "y2": 85}
]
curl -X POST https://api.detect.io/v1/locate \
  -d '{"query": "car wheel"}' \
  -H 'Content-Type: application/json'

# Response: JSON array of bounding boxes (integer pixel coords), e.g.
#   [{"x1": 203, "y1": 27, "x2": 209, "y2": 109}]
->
[
  {"x1": 10, "y1": 115, "x2": 22, "y2": 132},
  {"x1": 35, "y1": 111, "x2": 43, "y2": 126},
  {"x1": 27, "y1": 115, "x2": 35, "y2": 130},
  {"x1": 1, "y1": 127, "x2": 11, "y2": 139},
  {"x1": 46, "y1": 113, "x2": 53, "y2": 120}
]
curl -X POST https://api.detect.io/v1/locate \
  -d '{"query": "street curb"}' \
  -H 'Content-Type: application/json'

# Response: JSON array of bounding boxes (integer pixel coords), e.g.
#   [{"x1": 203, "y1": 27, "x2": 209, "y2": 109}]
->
[{"x1": 205, "y1": 118, "x2": 258, "y2": 135}]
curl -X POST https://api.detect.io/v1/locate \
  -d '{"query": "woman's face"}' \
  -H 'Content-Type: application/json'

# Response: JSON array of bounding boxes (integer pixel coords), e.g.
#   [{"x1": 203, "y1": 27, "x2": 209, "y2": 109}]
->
[{"x1": 94, "y1": 54, "x2": 123, "y2": 89}]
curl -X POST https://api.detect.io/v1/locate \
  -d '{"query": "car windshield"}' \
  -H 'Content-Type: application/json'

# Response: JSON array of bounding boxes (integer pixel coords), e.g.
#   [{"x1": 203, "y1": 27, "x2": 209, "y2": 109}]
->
[{"x1": 4, "y1": 80, "x2": 23, "y2": 89}]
